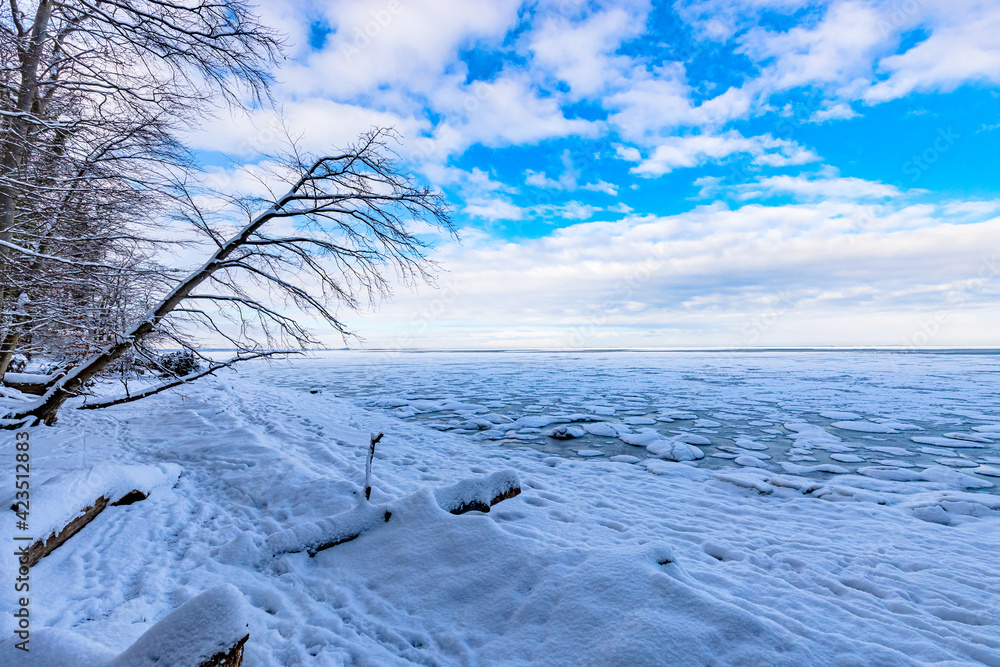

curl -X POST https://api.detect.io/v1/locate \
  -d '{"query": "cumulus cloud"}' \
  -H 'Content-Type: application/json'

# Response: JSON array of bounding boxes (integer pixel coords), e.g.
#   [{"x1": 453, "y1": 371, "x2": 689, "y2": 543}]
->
[
  {"x1": 735, "y1": 172, "x2": 903, "y2": 201},
  {"x1": 865, "y1": 2, "x2": 1000, "y2": 102},
  {"x1": 625, "y1": 132, "x2": 819, "y2": 177},
  {"x1": 525, "y1": 149, "x2": 619, "y2": 194}
]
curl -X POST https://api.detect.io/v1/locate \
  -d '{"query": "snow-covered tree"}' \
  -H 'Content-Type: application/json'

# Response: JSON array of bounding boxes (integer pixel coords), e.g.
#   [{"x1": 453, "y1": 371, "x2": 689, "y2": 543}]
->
[
  {"x1": 5, "y1": 128, "x2": 453, "y2": 425},
  {"x1": 0, "y1": 0, "x2": 281, "y2": 377}
]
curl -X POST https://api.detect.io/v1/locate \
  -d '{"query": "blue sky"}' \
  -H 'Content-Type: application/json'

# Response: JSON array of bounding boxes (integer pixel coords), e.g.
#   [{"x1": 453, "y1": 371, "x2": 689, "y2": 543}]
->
[{"x1": 191, "y1": 0, "x2": 1000, "y2": 349}]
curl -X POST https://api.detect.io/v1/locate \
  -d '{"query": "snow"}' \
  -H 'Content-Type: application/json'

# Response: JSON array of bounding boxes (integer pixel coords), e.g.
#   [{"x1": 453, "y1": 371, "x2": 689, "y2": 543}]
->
[
  {"x1": 819, "y1": 410, "x2": 860, "y2": 419},
  {"x1": 831, "y1": 421, "x2": 898, "y2": 433},
  {"x1": 2, "y1": 350, "x2": 1000, "y2": 665},
  {"x1": 1, "y1": 463, "x2": 180, "y2": 544},
  {"x1": 545, "y1": 425, "x2": 585, "y2": 439},
  {"x1": 912, "y1": 436, "x2": 987, "y2": 448},
  {"x1": 830, "y1": 453, "x2": 865, "y2": 463},
  {"x1": 433, "y1": 470, "x2": 521, "y2": 513},
  {"x1": 673, "y1": 433, "x2": 712, "y2": 445},
  {"x1": 646, "y1": 439, "x2": 705, "y2": 462},
  {"x1": 581, "y1": 422, "x2": 624, "y2": 437},
  {"x1": 1, "y1": 585, "x2": 247, "y2": 666},
  {"x1": 2, "y1": 372, "x2": 59, "y2": 385},
  {"x1": 110, "y1": 585, "x2": 248, "y2": 667}
]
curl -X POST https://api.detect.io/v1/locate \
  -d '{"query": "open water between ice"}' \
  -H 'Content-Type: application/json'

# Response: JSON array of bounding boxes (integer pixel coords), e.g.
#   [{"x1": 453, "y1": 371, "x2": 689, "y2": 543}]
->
[{"x1": 262, "y1": 350, "x2": 1000, "y2": 493}]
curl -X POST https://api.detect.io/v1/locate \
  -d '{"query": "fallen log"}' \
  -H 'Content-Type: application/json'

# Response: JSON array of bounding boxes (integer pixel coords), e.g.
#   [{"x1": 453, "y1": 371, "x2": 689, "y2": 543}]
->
[
  {"x1": 1, "y1": 371, "x2": 62, "y2": 395},
  {"x1": 0, "y1": 585, "x2": 249, "y2": 666},
  {"x1": 19, "y1": 489, "x2": 151, "y2": 567},
  {"x1": 434, "y1": 470, "x2": 521, "y2": 515},
  {"x1": 267, "y1": 500, "x2": 393, "y2": 557},
  {"x1": 269, "y1": 470, "x2": 522, "y2": 557},
  {"x1": 23, "y1": 495, "x2": 109, "y2": 568},
  {"x1": 4, "y1": 463, "x2": 181, "y2": 567},
  {"x1": 109, "y1": 584, "x2": 249, "y2": 667}
]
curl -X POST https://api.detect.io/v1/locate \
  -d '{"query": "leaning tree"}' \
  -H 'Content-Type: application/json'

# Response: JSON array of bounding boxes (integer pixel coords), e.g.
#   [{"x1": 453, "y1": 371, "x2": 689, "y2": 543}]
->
[
  {"x1": 3, "y1": 128, "x2": 454, "y2": 426},
  {"x1": 0, "y1": 0, "x2": 282, "y2": 376}
]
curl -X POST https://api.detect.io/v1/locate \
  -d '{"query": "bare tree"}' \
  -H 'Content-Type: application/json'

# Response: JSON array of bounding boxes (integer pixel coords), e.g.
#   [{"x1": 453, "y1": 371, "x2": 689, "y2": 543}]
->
[
  {"x1": 0, "y1": 0, "x2": 282, "y2": 376},
  {"x1": 3, "y1": 128, "x2": 454, "y2": 426}
]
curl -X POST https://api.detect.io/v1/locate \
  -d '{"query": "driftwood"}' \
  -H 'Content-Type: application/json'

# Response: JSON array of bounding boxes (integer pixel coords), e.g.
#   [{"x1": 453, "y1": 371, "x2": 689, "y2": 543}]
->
[
  {"x1": 24, "y1": 496, "x2": 108, "y2": 568},
  {"x1": 197, "y1": 633, "x2": 249, "y2": 667},
  {"x1": 108, "y1": 583, "x2": 249, "y2": 667},
  {"x1": 270, "y1": 470, "x2": 522, "y2": 558},
  {"x1": 310, "y1": 510, "x2": 392, "y2": 557},
  {"x1": 22, "y1": 489, "x2": 148, "y2": 568},
  {"x1": 434, "y1": 470, "x2": 521, "y2": 515}
]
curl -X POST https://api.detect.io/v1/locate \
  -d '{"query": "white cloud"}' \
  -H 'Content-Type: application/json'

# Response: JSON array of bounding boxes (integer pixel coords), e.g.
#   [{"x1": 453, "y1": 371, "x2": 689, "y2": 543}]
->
[
  {"x1": 736, "y1": 173, "x2": 903, "y2": 201},
  {"x1": 186, "y1": 100, "x2": 428, "y2": 159},
  {"x1": 422, "y1": 75, "x2": 600, "y2": 159},
  {"x1": 693, "y1": 175, "x2": 723, "y2": 199},
  {"x1": 604, "y1": 65, "x2": 755, "y2": 140},
  {"x1": 341, "y1": 200, "x2": 1000, "y2": 348},
  {"x1": 739, "y1": 1, "x2": 886, "y2": 95},
  {"x1": 541, "y1": 201, "x2": 603, "y2": 220},
  {"x1": 282, "y1": 0, "x2": 522, "y2": 101},
  {"x1": 525, "y1": 5, "x2": 648, "y2": 99},
  {"x1": 465, "y1": 198, "x2": 526, "y2": 221},
  {"x1": 626, "y1": 132, "x2": 819, "y2": 177},
  {"x1": 581, "y1": 181, "x2": 618, "y2": 196},
  {"x1": 809, "y1": 103, "x2": 859, "y2": 123},
  {"x1": 525, "y1": 149, "x2": 619, "y2": 194},
  {"x1": 865, "y1": 2, "x2": 1000, "y2": 102}
]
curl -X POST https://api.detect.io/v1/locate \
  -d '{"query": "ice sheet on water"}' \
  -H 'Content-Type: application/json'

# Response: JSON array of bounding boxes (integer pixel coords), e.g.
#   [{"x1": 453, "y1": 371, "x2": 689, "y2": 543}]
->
[
  {"x1": 819, "y1": 411, "x2": 860, "y2": 419},
  {"x1": 831, "y1": 421, "x2": 898, "y2": 433},
  {"x1": 912, "y1": 436, "x2": 987, "y2": 448},
  {"x1": 262, "y1": 351, "x2": 1000, "y2": 494}
]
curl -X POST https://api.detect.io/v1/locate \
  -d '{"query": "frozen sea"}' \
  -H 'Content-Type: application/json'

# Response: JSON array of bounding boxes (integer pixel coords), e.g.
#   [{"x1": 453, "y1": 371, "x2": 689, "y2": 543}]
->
[
  {"x1": 263, "y1": 349, "x2": 1000, "y2": 491},
  {"x1": 4, "y1": 349, "x2": 1000, "y2": 664}
]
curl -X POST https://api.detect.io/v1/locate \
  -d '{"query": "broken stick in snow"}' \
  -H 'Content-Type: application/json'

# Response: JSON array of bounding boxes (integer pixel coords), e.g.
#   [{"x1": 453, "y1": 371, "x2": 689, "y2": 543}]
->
[{"x1": 365, "y1": 431, "x2": 383, "y2": 500}]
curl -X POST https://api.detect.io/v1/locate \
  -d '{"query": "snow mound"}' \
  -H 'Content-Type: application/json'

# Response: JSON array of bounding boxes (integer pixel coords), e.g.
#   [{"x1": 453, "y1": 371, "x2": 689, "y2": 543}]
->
[
  {"x1": 830, "y1": 421, "x2": 897, "y2": 433},
  {"x1": 646, "y1": 440, "x2": 705, "y2": 461},
  {"x1": 267, "y1": 499, "x2": 390, "y2": 556},
  {"x1": 110, "y1": 584, "x2": 248, "y2": 667},
  {"x1": 941, "y1": 432, "x2": 992, "y2": 443},
  {"x1": 269, "y1": 471, "x2": 522, "y2": 556},
  {"x1": 0, "y1": 627, "x2": 115, "y2": 666},
  {"x1": 516, "y1": 415, "x2": 570, "y2": 429},
  {"x1": 619, "y1": 431, "x2": 661, "y2": 447},
  {"x1": 546, "y1": 425, "x2": 585, "y2": 439},
  {"x1": 582, "y1": 422, "x2": 627, "y2": 437},
  {"x1": 673, "y1": 433, "x2": 711, "y2": 446},
  {"x1": 434, "y1": 470, "x2": 521, "y2": 514},
  {"x1": 780, "y1": 462, "x2": 849, "y2": 474}
]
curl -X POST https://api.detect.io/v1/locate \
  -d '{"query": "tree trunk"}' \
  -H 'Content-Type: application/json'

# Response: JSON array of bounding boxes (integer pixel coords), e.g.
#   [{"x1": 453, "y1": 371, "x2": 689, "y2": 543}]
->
[
  {"x1": 8, "y1": 164, "x2": 320, "y2": 424},
  {"x1": 0, "y1": 330, "x2": 23, "y2": 379}
]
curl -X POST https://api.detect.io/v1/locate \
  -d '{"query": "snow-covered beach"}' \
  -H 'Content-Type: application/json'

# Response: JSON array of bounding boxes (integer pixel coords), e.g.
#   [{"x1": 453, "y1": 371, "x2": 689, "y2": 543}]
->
[{"x1": 2, "y1": 350, "x2": 999, "y2": 665}]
